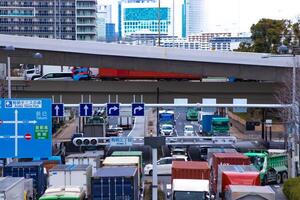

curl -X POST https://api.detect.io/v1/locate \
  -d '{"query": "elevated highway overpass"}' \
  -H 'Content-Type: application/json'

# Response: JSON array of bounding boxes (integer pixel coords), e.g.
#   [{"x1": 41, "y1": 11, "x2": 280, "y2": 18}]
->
[
  {"x1": 10, "y1": 80, "x2": 280, "y2": 104},
  {"x1": 0, "y1": 34, "x2": 298, "y2": 82}
]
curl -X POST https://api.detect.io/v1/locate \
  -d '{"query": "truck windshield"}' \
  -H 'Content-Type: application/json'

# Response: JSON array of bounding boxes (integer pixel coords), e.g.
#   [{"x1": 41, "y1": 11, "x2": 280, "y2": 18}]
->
[
  {"x1": 174, "y1": 191, "x2": 206, "y2": 200},
  {"x1": 249, "y1": 156, "x2": 264, "y2": 170}
]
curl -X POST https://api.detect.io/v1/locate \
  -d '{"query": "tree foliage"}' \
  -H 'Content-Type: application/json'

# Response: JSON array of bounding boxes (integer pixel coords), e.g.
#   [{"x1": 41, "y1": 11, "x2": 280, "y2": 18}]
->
[{"x1": 236, "y1": 18, "x2": 300, "y2": 53}]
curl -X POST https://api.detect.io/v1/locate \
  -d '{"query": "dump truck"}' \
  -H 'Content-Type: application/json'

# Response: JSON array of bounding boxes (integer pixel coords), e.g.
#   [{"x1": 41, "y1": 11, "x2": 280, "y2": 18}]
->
[{"x1": 244, "y1": 149, "x2": 288, "y2": 185}]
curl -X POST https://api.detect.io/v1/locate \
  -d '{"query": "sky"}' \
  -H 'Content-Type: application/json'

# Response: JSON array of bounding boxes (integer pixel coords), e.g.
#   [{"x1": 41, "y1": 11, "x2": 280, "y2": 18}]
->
[{"x1": 98, "y1": 0, "x2": 300, "y2": 34}]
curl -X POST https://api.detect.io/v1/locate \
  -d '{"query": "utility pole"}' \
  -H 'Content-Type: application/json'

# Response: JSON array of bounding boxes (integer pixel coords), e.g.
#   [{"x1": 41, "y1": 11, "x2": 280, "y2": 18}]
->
[{"x1": 158, "y1": 0, "x2": 161, "y2": 47}]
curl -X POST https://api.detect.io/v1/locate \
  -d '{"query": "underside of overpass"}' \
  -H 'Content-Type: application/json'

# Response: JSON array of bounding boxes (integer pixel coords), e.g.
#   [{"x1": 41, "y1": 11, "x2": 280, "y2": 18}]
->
[{"x1": 9, "y1": 80, "x2": 282, "y2": 104}]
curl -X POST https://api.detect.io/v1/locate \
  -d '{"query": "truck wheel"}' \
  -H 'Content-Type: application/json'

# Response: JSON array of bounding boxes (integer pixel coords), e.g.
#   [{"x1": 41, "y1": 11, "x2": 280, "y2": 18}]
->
[
  {"x1": 276, "y1": 173, "x2": 282, "y2": 184},
  {"x1": 281, "y1": 172, "x2": 288, "y2": 183}
]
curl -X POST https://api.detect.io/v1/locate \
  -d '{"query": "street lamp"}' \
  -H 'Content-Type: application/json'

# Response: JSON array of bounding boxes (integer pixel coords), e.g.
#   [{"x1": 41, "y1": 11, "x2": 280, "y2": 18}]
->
[{"x1": 0, "y1": 46, "x2": 43, "y2": 98}]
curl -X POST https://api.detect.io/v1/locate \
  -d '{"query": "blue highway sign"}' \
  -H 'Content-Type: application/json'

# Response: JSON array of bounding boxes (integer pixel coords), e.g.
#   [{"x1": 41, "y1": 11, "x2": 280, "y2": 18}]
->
[
  {"x1": 79, "y1": 103, "x2": 93, "y2": 117},
  {"x1": 0, "y1": 98, "x2": 52, "y2": 158},
  {"x1": 52, "y1": 103, "x2": 64, "y2": 117},
  {"x1": 107, "y1": 103, "x2": 119, "y2": 116},
  {"x1": 132, "y1": 103, "x2": 144, "y2": 116}
]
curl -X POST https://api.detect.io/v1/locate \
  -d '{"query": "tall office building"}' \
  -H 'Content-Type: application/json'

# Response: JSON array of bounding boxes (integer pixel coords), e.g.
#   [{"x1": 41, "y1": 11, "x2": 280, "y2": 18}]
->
[
  {"x1": 0, "y1": 0, "x2": 76, "y2": 40},
  {"x1": 96, "y1": 3, "x2": 114, "y2": 41},
  {"x1": 185, "y1": 0, "x2": 202, "y2": 35},
  {"x1": 76, "y1": 0, "x2": 97, "y2": 40}
]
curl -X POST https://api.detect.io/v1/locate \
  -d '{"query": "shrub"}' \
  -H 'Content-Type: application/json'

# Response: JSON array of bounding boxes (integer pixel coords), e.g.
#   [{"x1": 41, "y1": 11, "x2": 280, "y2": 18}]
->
[{"x1": 283, "y1": 177, "x2": 300, "y2": 200}]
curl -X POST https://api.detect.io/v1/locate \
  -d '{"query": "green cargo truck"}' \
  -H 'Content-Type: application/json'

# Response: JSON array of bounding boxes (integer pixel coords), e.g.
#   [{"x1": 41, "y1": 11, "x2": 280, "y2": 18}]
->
[
  {"x1": 211, "y1": 117, "x2": 230, "y2": 136},
  {"x1": 39, "y1": 186, "x2": 85, "y2": 200},
  {"x1": 186, "y1": 107, "x2": 198, "y2": 121},
  {"x1": 244, "y1": 150, "x2": 288, "y2": 185}
]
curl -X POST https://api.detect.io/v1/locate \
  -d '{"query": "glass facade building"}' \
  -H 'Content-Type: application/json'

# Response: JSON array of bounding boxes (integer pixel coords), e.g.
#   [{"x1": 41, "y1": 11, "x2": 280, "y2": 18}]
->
[{"x1": 123, "y1": 7, "x2": 170, "y2": 35}]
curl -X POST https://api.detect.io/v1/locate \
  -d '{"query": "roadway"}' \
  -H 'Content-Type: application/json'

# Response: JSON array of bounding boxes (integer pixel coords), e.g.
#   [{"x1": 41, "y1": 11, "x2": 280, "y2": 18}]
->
[
  {"x1": 0, "y1": 34, "x2": 297, "y2": 82},
  {"x1": 54, "y1": 107, "x2": 287, "y2": 199},
  {"x1": 11, "y1": 80, "x2": 281, "y2": 103}
]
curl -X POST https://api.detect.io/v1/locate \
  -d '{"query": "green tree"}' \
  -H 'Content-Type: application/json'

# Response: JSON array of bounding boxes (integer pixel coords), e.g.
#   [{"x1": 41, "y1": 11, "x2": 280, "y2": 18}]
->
[{"x1": 235, "y1": 18, "x2": 299, "y2": 53}]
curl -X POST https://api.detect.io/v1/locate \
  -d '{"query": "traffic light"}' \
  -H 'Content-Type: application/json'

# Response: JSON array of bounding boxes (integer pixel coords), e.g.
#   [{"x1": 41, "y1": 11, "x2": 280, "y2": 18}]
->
[{"x1": 73, "y1": 137, "x2": 99, "y2": 147}]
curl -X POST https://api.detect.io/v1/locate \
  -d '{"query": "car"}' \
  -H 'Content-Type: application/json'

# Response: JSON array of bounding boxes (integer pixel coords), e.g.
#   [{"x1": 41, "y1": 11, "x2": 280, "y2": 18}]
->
[
  {"x1": 184, "y1": 125, "x2": 194, "y2": 136},
  {"x1": 34, "y1": 72, "x2": 73, "y2": 81},
  {"x1": 160, "y1": 124, "x2": 175, "y2": 136},
  {"x1": 144, "y1": 156, "x2": 188, "y2": 176},
  {"x1": 106, "y1": 126, "x2": 123, "y2": 137},
  {"x1": 171, "y1": 148, "x2": 187, "y2": 157}
]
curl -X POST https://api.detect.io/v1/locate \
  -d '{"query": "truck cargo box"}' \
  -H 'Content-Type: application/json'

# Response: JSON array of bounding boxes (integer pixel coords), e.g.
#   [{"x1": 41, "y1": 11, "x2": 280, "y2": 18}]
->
[
  {"x1": 225, "y1": 185, "x2": 275, "y2": 200},
  {"x1": 65, "y1": 151, "x2": 104, "y2": 174},
  {"x1": 111, "y1": 151, "x2": 143, "y2": 170},
  {"x1": 91, "y1": 166, "x2": 139, "y2": 200},
  {"x1": 207, "y1": 148, "x2": 237, "y2": 167},
  {"x1": 4, "y1": 161, "x2": 46, "y2": 199},
  {"x1": 217, "y1": 165, "x2": 260, "y2": 199},
  {"x1": 0, "y1": 177, "x2": 25, "y2": 200},
  {"x1": 102, "y1": 156, "x2": 141, "y2": 187},
  {"x1": 49, "y1": 164, "x2": 92, "y2": 199},
  {"x1": 33, "y1": 156, "x2": 62, "y2": 174},
  {"x1": 172, "y1": 161, "x2": 210, "y2": 181},
  {"x1": 212, "y1": 153, "x2": 251, "y2": 194}
]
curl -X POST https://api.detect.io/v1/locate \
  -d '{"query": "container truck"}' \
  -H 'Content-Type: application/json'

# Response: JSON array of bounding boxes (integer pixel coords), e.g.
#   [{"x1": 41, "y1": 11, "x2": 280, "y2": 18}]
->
[
  {"x1": 169, "y1": 179, "x2": 211, "y2": 200},
  {"x1": 4, "y1": 161, "x2": 46, "y2": 199},
  {"x1": 65, "y1": 151, "x2": 104, "y2": 174},
  {"x1": 49, "y1": 165, "x2": 92, "y2": 199},
  {"x1": 206, "y1": 148, "x2": 237, "y2": 167},
  {"x1": 91, "y1": 166, "x2": 139, "y2": 200},
  {"x1": 201, "y1": 115, "x2": 230, "y2": 136},
  {"x1": 211, "y1": 153, "x2": 251, "y2": 195},
  {"x1": 102, "y1": 156, "x2": 141, "y2": 188},
  {"x1": 225, "y1": 185, "x2": 275, "y2": 200},
  {"x1": 172, "y1": 161, "x2": 210, "y2": 181},
  {"x1": 244, "y1": 149, "x2": 288, "y2": 184},
  {"x1": 0, "y1": 177, "x2": 25, "y2": 200},
  {"x1": 216, "y1": 165, "x2": 260, "y2": 200},
  {"x1": 159, "y1": 110, "x2": 175, "y2": 135},
  {"x1": 39, "y1": 186, "x2": 85, "y2": 200},
  {"x1": 169, "y1": 161, "x2": 212, "y2": 199}
]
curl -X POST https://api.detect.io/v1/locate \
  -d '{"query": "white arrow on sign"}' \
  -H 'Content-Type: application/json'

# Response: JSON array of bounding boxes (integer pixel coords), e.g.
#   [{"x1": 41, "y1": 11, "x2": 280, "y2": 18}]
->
[
  {"x1": 55, "y1": 105, "x2": 60, "y2": 116},
  {"x1": 108, "y1": 106, "x2": 118, "y2": 114},
  {"x1": 14, "y1": 110, "x2": 18, "y2": 157},
  {"x1": 0, "y1": 109, "x2": 38, "y2": 157},
  {"x1": 133, "y1": 106, "x2": 143, "y2": 115},
  {"x1": 84, "y1": 105, "x2": 89, "y2": 116}
]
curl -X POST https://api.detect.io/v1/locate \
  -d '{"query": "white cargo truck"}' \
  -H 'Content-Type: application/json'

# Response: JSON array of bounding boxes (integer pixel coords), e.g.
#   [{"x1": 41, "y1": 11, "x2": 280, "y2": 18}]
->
[
  {"x1": 0, "y1": 177, "x2": 25, "y2": 200},
  {"x1": 168, "y1": 179, "x2": 211, "y2": 200},
  {"x1": 49, "y1": 165, "x2": 92, "y2": 199}
]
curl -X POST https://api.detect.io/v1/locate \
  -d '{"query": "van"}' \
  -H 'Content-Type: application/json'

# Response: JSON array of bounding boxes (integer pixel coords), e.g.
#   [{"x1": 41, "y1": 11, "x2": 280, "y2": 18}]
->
[{"x1": 34, "y1": 72, "x2": 73, "y2": 81}]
